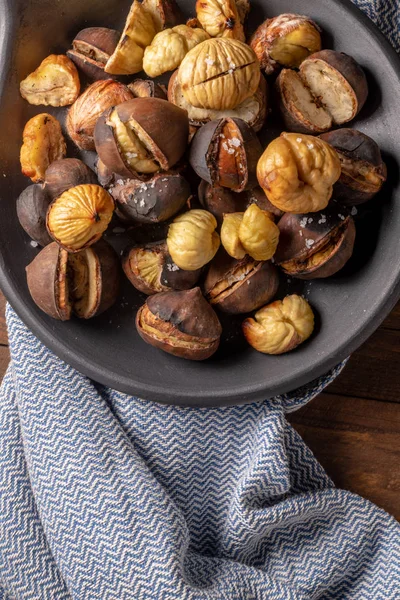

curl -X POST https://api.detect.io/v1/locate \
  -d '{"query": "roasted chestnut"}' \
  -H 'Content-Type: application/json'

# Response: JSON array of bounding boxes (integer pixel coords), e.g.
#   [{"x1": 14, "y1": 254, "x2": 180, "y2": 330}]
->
[
  {"x1": 136, "y1": 287, "x2": 222, "y2": 360},
  {"x1": 168, "y1": 70, "x2": 268, "y2": 133},
  {"x1": 274, "y1": 205, "x2": 356, "y2": 279},
  {"x1": 128, "y1": 79, "x2": 168, "y2": 99},
  {"x1": 20, "y1": 54, "x2": 80, "y2": 107},
  {"x1": 66, "y1": 80, "x2": 134, "y2": 151},
  {"x1": 220, "y1": 212, "x2": 246, "y2": 259},
  {"x1": 20, "y1": 114, "x2": 66, "y2": 183},
  {"x1": 26, "y1": 239, "x2": 120, "y2": 320},
  {"x1": 167, "y1": 209, "x2": 220, "y2": 270},
  {"x1": 198, "y1": 181, "x2": 247, "y2": 225},
  {"x1": 46, "y1": 184, "x2": 115, "y2": 252},
  {"x1": 94, "y1": 98, "x2": 189, "y2": 179},
  {"x1": 243, "y1": 294, "x2": 314, "y2": 354},
  {"x1": 141, "y1": 0, "x2": 183, "y2": 32},
  {"x1": 123, "y1": 241, "x2": 202, "y2": 294},
  {"x1": 178, "y1": 38, "x2": 260, "y2": 110},
  {"x1": 44, "y1": 159, "x2": 98, "y2": 200},
  {"x1": 276, "y1": 50, "x2": 368, "y2": 133},
  {"x1": 190, "y1": 118, "x2": 263, "y2": 193},
  {"x1": 17, "y1": 185, "x2": 52, "y2": 247},
  {"x1": 239, "y1": 204, "x2": 280, "y2": 261},
  {"x1": 110, "y1": 172, "x2": 191, "y2": 224},
  {"x1": 245, "y1": 187, "x2": 284, "y2": 220},
  {"x1": 204, "y1": 250, "x2": 279, "y2": 314},
  {"x1": 67, "y1": 28, "x2": 121, "y2": 80},
  {"x1": 257, "y1": 133, "x2": 341, "y2": 214},
  {"x1": 319, "y1": 129, "x2": 387, "y2": 205},
  {"x1": 250, "y1": 14, "x2": 321, "y2": 75}
]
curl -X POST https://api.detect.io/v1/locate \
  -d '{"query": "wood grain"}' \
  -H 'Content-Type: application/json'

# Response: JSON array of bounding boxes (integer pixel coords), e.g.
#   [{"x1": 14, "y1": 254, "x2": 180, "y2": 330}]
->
[
  {"x1": 289, "y1": 393, "x2": 400, "y2": 520},
  {"x1": 0, "y1": 292, "x2": 7, "y2": 346}
]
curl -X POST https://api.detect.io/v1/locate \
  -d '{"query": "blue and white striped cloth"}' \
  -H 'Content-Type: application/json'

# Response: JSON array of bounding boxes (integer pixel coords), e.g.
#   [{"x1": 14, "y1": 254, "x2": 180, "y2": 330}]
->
[{"x1": 1, "y1": 1, "x2": 400, "y2": 597}]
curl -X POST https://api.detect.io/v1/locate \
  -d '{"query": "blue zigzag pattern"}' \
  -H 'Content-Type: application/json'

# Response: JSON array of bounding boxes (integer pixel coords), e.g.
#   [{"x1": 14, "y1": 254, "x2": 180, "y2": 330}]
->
[{"x1": 1, "y1": 1, "x2": 400, "y2": 596}]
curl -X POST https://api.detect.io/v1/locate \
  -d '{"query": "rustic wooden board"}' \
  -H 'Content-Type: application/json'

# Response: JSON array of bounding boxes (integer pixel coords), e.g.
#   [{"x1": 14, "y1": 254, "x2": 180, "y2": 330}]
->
[
  {"x1": 289, "y1": 392, "x2": 400, "y2": 521},
  {"x1": 0, "y1": 292, "x2": 7, "y2": 346}
]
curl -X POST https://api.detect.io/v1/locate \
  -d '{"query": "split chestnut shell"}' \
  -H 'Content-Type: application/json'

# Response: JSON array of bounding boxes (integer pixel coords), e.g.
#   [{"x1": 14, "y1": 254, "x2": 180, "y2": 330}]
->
[{"x1": 136, "y1": 287, "x2": 222, "y2": 360}]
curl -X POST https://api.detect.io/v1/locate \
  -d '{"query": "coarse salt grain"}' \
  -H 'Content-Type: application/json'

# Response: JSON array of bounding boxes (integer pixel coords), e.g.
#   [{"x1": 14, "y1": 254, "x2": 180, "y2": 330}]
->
[
  {"x1": 30, "y1": 241, "x2": 39, "y2": 248},
  {"x1": 299, "y1": 230, "x2": 303, "y2": 237},
  {"x1": 116, "y1": 179, "x2": 124, "y2": 186},
  {"x1": 300, "y1": 217, "x2": 308, "y2": 228},
  {"x1": 205, "y1": 57, "x2": 214, "y2": 65},
  {"x1": 305, "y1": 238, "x2": 315, "y2": 249},
  {"x1": 296, "y1": 137, "x2": 303, "y2": 143},
  {"x1": 351, "y1": 206, "x2": 358, "y2": 216},
  {"x1": 338, "y1": 213, "x2": 345, "y2": 220},
  {"x1": 228, "y1": 137, "x2": 241, "y2": 148},
  {"x1": 139, "y1": 199, "x2": 145, "y2": 207},
  {"x1": 307, "y1": 143, "x2": 314, "y2": 150},
  {"x1": 308, "y1": 217, "x2": 313, "y2": 223},
  {"x1": 167, "y1": 263, "x2": 179, "y2": 272}
]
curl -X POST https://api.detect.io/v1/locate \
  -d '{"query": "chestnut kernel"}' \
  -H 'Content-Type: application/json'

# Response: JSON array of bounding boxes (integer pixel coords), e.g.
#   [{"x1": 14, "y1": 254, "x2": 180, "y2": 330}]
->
[
  {"x1": 243, "y1": 294, "x2": 314, "y2": 354},
  {"x1": 275, "y1": 205, "x2": 356, "y2": 279},
  {"x1": 239, "y1": 204, "x2": 280, "y2": 261},
  {"x1": 136, "y1": 287, "x2": 222, "y2": 360},
  {"x1": 195, "y1": 0, "x2": 245, "y2": 41},
  {"x1": 20, "y1": 54, "x2": 80, "y2": 107},
  {"x1": 319, "y1": 129, "x2": 387, "y2": 205},
  {"x1": 20, "y1": 114, "x2": 66, "y2": 183},
  {"x1": 205, "y1": 251, "x2": 279, "y2": 314},
  {"x1": 167, "y1": 209, "x2": 220, "y2": 271},
  {"x1": 17, "y1": 185, "x2": 52, "y2": 247},
  {"x1": 128, "y1": 79, "x2": 167, "y2": 100},
  {"x1": 45, "y1": 159, "x2": 98, "y2": 200},
  {"x1": 190, "y1": 117, "x2": 263, "y2": 193}
]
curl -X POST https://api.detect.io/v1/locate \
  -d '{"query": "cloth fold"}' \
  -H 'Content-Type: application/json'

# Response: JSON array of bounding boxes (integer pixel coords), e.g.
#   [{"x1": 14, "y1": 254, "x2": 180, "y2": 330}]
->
[{"x1": 1, "y1": 306, "x2": 399, "y2": 599}]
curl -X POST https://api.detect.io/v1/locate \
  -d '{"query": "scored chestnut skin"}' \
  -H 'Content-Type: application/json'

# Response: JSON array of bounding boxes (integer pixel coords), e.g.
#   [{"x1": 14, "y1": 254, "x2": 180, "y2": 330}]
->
[
  {"x1": 17, "y1": 184, "x2": 52, "y2": 247},
  {"x1": 128, "y1": 79, "x2": 168, "y2": 100},
  {"x1": 275, "y1": 205, "x2": 356, "y2": 279},
  {"x1": 67, "y1": 27, "x2": 121, "y2": 80},
  {"x1": 189, "y1": 117, "x2": 263, "y2": 193},
  {"x1": 204, "y1": 250, "x2": 279, "y2": 314},
  {"x1": 111, "y1": 173, "x2": 191, "y2": 224},
  {"x1": 44, "y1": 159, "x2": 98, "y2": 200},
  {"x1": 319, "y1": 129, "x2": 387, "y2": 205},
  {"x1": 123, "y1": 241, "x2": 202, "y2": 295},
  {"x1": 136, "y1": 287, "x2": 222, "y2": 360}
]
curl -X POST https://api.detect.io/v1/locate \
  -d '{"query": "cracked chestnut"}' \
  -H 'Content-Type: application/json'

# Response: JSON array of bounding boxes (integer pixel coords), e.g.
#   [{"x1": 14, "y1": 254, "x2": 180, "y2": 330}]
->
[
  {"x1": 67, "y1": 28, "x2": 121, "y2": 80},
  {"x1": 136, "y1": 287, "x2": 222, "y2": 360},
  {"x1": 204, "y1": 250, "x2": 279, "y2": 314},
  {"x1": 123, "y1": 241, "x2": 202, "y2": 294},
  {"x1": 319, "y1": 129, "x2": 387, "y2": 205},
  {"x1": 190, "y1": 117, "x2": 263, "y2": 192},
  {"x1": 94, "y1": 98, "x2": 189, "y2": 178},
  {"x1": 275, "y1": 205, "x2": 356, "y2": 279},
  {"x1": 26, "y1": 240, "x2": 120, "y2": 320}
]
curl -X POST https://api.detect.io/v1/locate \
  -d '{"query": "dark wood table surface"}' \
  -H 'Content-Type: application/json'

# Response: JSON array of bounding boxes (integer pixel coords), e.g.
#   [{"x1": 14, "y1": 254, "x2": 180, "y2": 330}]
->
[{"x1": 0, "y1": 292, "x2": 398, "y2": 520}]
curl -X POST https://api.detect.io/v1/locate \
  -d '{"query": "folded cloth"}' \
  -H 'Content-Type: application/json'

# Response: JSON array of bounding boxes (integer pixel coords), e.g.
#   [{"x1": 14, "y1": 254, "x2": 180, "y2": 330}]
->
[{"x1": 1, "y1": 1, "x2": 400, "y2": 597}]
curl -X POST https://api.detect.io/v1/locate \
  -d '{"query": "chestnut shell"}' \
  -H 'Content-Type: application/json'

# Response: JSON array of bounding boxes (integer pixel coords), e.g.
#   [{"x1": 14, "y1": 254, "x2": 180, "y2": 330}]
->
[
  {"x1": 189, "y1": 118, "x2": 263, "y2": 193},
  {"x1": 45, "y1": 158, "x2": 98, "y2": 200},
  {"x1": 67, "y1": 27, "x2": 121, "y2": 80},
  {"x1": 204, "y1": 251, "x2": 279, "y2": 314},
  {"x1": 319, "y1": 129, "x2": 387, "y2": 205},
  {"x1": 136, "y1": 287, "x2": 222, "y2": 360},
  {"x1": 275, "y1": 206, "x2": 356, "y2": 279},
  {"x1": 17, "y1": 184, "x2": 52, "y2": 247}
]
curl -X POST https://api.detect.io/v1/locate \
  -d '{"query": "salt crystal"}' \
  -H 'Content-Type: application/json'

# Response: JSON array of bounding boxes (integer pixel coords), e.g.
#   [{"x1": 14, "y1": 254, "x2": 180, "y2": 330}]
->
[
  {"x1": 229, "y1": 62, "x2": 236, "y2": 69},
  {"x1": 30, "y1": 241, "x2": 39, "y2": 248},
  {"x1": 222, "y1": 141, "x2": 229, "y2": 151},
  {"x1": 228, "y1": 137, "x2": 241, "y2": 148},
  {"x1": 305, "y1": 238, "x2": 315, "y2": 249},
  {"x1": 220, "y1": 134, "x2": 226, "y2": 139},
  {"x1": 227, "y1": 148, "x2": 235, "y2": 155},
  {"x1": 167, "y1": 263, "x2": 180, "y2": 272},
  {"x1": 116, "y1": 179, "x2": 124, "y2": 186},
  {"x1": 308, "y1": 218, "x2": 313, "y2": 223},
  {"x1": 338, "y1": 213, "x2": 345, "y2": 221},
  {"x1": 162, "y1": 178, "x2": 169, "y2": 182},
  {"x1": 205, "y1": 57, "x2": 214, "y2": 65},
  {"x1": 247, "y1": 280, "x2": 250, "y2": 285},
  {"x1": 351, "y1": 206, "x2": 358, "y2": 216},
  {"x1": 299, "y1": 230, "x2": 303, "y2": 237},
  {"x1": 151, "y1": 181, "x2": 156, "y2": 188},
  {"x1": 139, "y1": 199, "x2": 145, "y2": 207},
  {"x1": 307, "y1": 143, "x2": 314, "y2": 150},
  {"x1": 228, "y1": 68, "x2": 234, "y2": 74},
  {"x1": 2, "y1": 174, "x2": 6, "y2": 177},
  {"x1": 299, "y1": 217, "x2": 308, "y2": 228},
  {"x1": 318, "y1": 214, "x2": 327, "y2": 225},
  {"x1": 296, "y1": 137, "x2": 303, "y2": 143}
]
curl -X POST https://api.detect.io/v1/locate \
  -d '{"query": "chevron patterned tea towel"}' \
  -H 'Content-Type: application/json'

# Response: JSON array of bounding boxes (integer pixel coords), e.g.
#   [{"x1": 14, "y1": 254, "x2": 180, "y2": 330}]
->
[{"x1": 1, "y1": 0, "x2": 400, "y2": 598}]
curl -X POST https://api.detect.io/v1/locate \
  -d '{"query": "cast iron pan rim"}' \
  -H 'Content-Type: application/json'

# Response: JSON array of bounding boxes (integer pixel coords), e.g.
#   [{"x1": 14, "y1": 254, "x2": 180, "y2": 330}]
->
[{"x1": 1, "y1": 0, "x2": 400, "y2": 407}]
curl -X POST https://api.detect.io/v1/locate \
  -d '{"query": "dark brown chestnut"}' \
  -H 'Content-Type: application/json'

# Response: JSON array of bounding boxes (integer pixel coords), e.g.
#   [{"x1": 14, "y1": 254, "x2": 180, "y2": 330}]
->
[
  {"x1": 136, "y1": 287, "x2": 222, "y2": 360},
  {"x1": 275, "y1": 205, "x2": 356, "y2": 279},
  {"x1": 276, "y1": 50, "x2": 368, "y2": 134},
  {"x1": 26, "y1": 239, "x2": 120, "y2": 320},
  {"x1": 44, "y1": 159, "x2": 98, "y2": 200},
  {"x1": 128, "y1": 79, "x2": 168, "y2": 100},
  {"x1": 319, "y1": 129, "x2": 387, "y2": 205},
  {"x1": 189, "y1": 117, "x2": 263, "y2": 193},
  {"x1": 122, "y1": 241, "x2": 201, "y2": 294},
  {"x1": 245, "y1": 188, "x2": 284, "y2": 220},
  {"x1": 204, "y1": 250, "x2": 279, "y2": 314},
  {"x1": 110, "y1": 172, "x2": 191, "y2": 224},
  {"x1": 95, "y1": 158, "x2": 116, "y2": 189},
  {"x1": 198, "y1": 181, "x2": 248, "y2": 226},
  {"x1": 17, "y1": 184, "x2": 52, "y2": 247},
  {"x1": 94, "y1": 98, "x2": 189, "y2": 179},
  {"x1": 67, "y1": 27, "x2": 121, "y2": 80}
]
